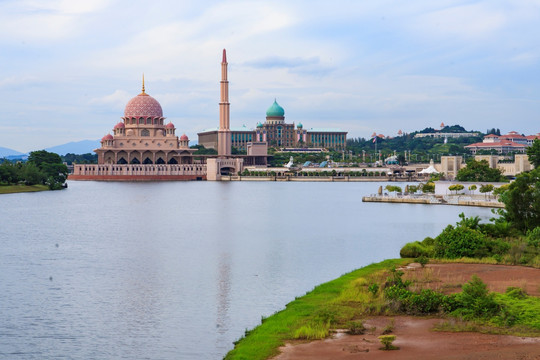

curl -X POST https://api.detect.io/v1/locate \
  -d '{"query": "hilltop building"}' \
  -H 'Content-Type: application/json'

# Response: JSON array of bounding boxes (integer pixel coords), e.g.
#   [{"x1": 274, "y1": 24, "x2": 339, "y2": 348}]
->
[
  {"x1": 198, "y1": 99, "x2": 347, "y2": 151},
  {"x1": 465, "y1": 131, "x2": 540, "y2": 154}
]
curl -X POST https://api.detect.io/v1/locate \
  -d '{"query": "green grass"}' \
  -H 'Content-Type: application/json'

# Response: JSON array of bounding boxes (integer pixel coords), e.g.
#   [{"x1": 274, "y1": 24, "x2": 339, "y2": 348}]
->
[
  {"x1": 223, "y1": 259, "x2": 408, "y2": 360},
  {"x1": 0, "y1": 184, "x2": 49, "y2": 194},
  {"x1": 225, "y1": 258, "x2": 540, "y2": 360}
]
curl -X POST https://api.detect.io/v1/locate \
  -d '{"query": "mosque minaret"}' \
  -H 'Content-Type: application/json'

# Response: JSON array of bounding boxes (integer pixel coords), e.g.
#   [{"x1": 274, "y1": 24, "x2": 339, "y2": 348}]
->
[{"x1": 217, "y1": 49, "x2": 232, "y2": 157}]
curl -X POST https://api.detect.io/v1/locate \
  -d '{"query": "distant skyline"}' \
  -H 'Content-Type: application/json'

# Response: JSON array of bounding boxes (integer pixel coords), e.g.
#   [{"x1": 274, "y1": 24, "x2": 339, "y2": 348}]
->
[{"x1": 1, "y1": 0, "x2": 539, "y2": 152}]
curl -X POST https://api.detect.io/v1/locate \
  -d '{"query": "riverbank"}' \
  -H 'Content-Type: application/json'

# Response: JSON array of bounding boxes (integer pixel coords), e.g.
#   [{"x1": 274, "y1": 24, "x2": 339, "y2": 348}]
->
[
  {"x1": 224, "y1": 261, "x2": 540, "y2": 360},
  {"x1": 0, "y1": 184, "x2": 49, "y2": 194},
  {"x1": 220, "y1": 175, "x2": 416, "y2": 182},
  {"x1": 362, "y1": 195, "x2": 504, "y2": 208}
]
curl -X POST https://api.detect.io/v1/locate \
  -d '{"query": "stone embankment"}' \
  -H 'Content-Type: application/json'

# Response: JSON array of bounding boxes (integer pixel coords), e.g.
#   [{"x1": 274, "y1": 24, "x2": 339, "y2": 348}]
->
[
  {"x1": 362, "y1": 194, "x2": 504, "y2": 208},
  {"x1": 220, "y1": 175, "x2": 415, "y2": 182}
]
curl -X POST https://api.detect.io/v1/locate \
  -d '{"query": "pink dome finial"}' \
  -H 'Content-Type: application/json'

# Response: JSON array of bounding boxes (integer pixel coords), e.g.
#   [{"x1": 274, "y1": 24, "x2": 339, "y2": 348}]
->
[{"x1": 222, "y1": 49, "x2": 227, "y2": 63}]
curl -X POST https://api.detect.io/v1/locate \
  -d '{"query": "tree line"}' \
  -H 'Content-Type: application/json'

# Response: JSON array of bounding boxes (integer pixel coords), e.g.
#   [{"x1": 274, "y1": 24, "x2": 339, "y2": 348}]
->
[{"x1": 0, "y1": 150, "x2": 68, "y2": 190}]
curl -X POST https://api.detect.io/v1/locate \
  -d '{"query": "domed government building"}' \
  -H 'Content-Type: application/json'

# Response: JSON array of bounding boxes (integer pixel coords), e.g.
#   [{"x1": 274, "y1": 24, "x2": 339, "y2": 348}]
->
[
  {"x1": 198, "y1": 99, "x2": 347, "y2": 151},
  {"x1": 71, "y1": 50, "x2": 347, "y2": 181}
]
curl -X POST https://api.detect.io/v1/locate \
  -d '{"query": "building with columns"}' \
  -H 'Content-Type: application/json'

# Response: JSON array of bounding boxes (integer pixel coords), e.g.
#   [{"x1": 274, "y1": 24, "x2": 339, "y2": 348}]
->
[
  {"x1": 94, "y1": 77, "x2": 196, "y2": 165},
  {"x1": 198, "y1": 99, "x2": 347, "y2": 151},
  {"x1": 71, "y1": 49, "x2": 266, "y2": 180}
]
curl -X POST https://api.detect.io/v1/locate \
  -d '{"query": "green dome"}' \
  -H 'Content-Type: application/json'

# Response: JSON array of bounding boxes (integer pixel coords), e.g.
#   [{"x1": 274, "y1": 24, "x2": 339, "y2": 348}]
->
[
  {"x1": 297, "y1": 122, "x2": 303, "y2": 128},
  {"x1": 266, "y1": 99, "x2": 285, "y2": 117},
  {"x1": 256, "y1": 122, "x2": 263, "y2": 128}
]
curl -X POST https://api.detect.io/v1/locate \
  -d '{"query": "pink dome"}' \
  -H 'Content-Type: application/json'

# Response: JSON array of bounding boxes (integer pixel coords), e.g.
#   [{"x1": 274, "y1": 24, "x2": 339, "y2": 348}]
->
[
  {"x1": 124, "y1": 93, "x2": 163, "y2": 118},
  {"x1": 102, "y1": 134, "x2": 113, "y2": 141},
  {"x1": 166, "y1": 122, "x2": 175, "y2": 129},
  {"x1": 180, "y1": 134, "x2": 188, "y2": 141},
  {"x1": 114, "y1": 122, "x2": 125, "y2": 129}
]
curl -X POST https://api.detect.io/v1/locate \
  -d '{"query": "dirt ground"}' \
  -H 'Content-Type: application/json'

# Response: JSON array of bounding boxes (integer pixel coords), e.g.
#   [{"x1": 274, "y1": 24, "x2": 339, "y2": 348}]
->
[{"x1": 273, "y1": 263, "x2": 540, "y2": 360}]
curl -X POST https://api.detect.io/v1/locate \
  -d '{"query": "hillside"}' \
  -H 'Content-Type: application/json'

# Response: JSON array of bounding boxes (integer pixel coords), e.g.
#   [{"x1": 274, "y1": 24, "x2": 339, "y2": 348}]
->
[{"x1": 0, "y1": 146, "x2": 24, "y2": 157}]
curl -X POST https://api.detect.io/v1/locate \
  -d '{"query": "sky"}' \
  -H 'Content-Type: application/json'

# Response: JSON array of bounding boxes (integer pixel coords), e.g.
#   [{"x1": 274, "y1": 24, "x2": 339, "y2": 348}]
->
[{"x1": 1, "y1": 0, "x2": 540, "y2": 152}]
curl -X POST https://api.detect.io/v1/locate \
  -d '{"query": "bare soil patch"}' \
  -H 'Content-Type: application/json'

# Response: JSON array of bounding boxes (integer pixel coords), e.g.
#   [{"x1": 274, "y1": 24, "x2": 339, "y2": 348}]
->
[{"x1": 273, "y1": 263, "x2": 540, "y2": 360}]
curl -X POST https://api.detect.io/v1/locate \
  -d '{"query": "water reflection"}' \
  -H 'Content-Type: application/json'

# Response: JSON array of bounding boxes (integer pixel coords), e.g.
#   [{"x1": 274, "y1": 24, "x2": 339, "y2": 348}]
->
[
  {"x1": 216, "y1": 251, "x2": 231, "y2": 336},
  {"x1": 0, "y1": 181, "x2": 493, "y2": 359}
]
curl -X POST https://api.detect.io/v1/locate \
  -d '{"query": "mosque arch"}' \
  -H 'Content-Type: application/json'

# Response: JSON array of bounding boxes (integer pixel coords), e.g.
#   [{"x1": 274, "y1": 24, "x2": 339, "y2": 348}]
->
[
  {"x1": 156, "y1": 157, "x2": 165, "y2": 164},
  {"x1": 143, "y1": 157, "x2": 153, "y2": 164},
  {"x1": 142, "y1": 150, "x2": 153, "y2": 163},
  {"x1": 116, "y1": 151, "x2": 128, "y2": 164},
  {"x1": 103, "y1": 151, "x2": 115, "y2": 164},
  {"x1": 167, "y1": 158, "x2": 178, "y2": 164},
  {"x1": 129, "y1": 151, "x2": 141, "y2": 164}
]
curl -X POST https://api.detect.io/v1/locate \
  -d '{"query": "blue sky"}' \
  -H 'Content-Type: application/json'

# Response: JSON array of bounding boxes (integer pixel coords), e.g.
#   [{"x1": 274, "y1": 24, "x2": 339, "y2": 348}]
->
[{"x1": 1, "y1": 0, "x2": 539, "y2": 152}]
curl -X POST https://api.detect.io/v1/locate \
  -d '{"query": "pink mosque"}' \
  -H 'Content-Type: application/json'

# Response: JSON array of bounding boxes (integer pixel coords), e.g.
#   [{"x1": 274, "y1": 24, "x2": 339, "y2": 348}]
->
[{"x1": 71, "y1": 50, "x2": 249, "y2": 181}]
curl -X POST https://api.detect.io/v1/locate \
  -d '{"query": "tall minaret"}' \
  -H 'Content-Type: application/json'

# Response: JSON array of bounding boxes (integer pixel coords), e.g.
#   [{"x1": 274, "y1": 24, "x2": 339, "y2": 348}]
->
[{"x1": 217, "y1": 49, "x2": 232, "y2": 157}]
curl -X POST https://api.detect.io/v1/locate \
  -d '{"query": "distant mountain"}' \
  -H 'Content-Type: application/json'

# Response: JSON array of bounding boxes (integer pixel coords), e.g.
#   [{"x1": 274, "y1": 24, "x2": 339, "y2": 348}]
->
[
  {"x1": 0, "y1": 146, "x2": 24, "y2": 157},
  {"x1": 44, "y1": 140, "x2": 100, "y2": 155}
]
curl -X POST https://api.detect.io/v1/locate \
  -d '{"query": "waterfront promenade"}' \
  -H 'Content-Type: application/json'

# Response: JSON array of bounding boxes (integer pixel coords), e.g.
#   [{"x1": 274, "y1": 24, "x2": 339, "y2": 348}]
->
[{"x1": 362, "y1": 194, "x2": 504, "y2": 208}]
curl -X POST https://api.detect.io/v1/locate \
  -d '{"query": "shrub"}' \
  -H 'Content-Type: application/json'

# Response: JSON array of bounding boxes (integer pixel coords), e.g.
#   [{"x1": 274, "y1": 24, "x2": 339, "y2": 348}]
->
[
  {"x1": 368, "y1": 283, "x2": 379, "y2": 296},
  {"x1": 485, "y1": 238, "x2": 510, "y2": 256},
  {"x1": 454, "y1": 275, "x2": 500, "y2": 319},
  {"x1": 415, "y1": 255, "x2": 429, "y2": 267},
  {"x1": 434, "y1": 225, "x2": 488, "y2": 259},
  {"x1": 505, "y1": 287, "x2": 527, "y2": 299},
  {"x1": 456, "y1": 212, "x2": 480, "y2": 230},
  {"x1": 378, "y1": 335, "x2": 398, "y2": 350},
  {"x1": 347, "y1": 320, "x2": 366, "y2": 335},
  {"x1": 480, "y1": 221, "x2": 514, "y2": 238},
  {"x1": 526, "y1": 227, "x2": 540, "y2": 248},
  {"x1": 400, "y1": 241, "x2": 432, "y2": 258}
]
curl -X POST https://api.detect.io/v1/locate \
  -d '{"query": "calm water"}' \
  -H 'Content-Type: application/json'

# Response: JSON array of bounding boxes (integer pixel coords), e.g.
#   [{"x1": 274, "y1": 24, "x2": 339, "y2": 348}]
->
[{"x1": 0, "y1": 181, "x2": 492, "y2": 359}]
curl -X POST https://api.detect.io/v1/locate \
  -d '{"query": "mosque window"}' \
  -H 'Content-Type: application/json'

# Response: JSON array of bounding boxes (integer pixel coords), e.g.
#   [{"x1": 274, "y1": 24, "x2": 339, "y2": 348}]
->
[{"x1": 141, "y1": 129, "x2": 150, "y2": 136}]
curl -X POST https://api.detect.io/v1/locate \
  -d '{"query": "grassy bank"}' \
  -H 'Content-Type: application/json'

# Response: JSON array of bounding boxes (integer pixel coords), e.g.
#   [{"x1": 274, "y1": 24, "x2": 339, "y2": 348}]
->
[
  {"x1": 0, "y1": 184, "x2": 49, "y2": 194},
  {"x1": 224, "y1": 259, "x2": 408, "y2": 360},
  {"x1": 224, "y1": 257, "x2": 540, "y2": 360}
]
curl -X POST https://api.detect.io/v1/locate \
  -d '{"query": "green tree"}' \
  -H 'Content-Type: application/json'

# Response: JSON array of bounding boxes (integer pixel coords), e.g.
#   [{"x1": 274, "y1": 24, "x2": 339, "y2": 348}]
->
[
  {"x1": 421, "y1": 182, "x2": 435, "y2": 193},
  {"x1": 21, "y1": 163, "x2": 46, "y2": 185},
  {"x1": 448, "y1": 184, "x2": 464, "y2": 194},
  {"x1": 28, "y1": 150, "x2": 62, "y2": 167},
  {"x1": 499, "y1": 168, "x2": 540, "y2": 231},
  {"x1": 0, "y1": 162, "x2": 21, "y2": 184},
  {"x1": 479, "y1": 184, "x2": 494, "y2": 199},
  {"x1": 385, "y1": 185, "x2": 402, "y2": 194},
  {"x1": 526, "y1": 139, "x2": 540, "y2": 168},
  {"x1": 468, "y1": 184, "x2": 477, "y2": 194},
  {"x1": 456, "y1": 159, "x2": 505, "y2": 182},
  {"x1": 27, "y1": 150, "x2": 68, "y2": 189}
]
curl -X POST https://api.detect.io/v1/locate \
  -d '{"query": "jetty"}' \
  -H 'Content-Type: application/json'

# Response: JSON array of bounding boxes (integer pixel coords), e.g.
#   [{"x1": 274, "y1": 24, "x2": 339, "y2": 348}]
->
[{"x1": 362, "y1": 194, "x2": 504, "y2": 208}]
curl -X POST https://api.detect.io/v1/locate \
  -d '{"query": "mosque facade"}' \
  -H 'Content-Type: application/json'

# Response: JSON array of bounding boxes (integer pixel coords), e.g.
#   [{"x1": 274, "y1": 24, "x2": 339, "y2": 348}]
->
[
  {"x1": 95, "y1": 77, "x2": 196, "y2": 166},
  {"x1": 70, "y1": 49, "x2": 347, "y2": 181}
]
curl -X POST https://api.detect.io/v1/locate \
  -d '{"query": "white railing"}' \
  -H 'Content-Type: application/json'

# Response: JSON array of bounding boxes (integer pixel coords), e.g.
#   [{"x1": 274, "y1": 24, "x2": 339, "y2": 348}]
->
[{"x1": 73, "y1": 164, "x2": 207, "y2": 176}]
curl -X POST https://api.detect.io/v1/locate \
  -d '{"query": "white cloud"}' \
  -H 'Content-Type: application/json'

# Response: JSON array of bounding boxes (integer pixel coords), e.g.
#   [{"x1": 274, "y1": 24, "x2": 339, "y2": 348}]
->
[
  {"x1": 0, "y1": 0, "x2": 111, "y2": 42},
  {"x1": 89, "y1": 89, "x2": 131, "y2": 110}
]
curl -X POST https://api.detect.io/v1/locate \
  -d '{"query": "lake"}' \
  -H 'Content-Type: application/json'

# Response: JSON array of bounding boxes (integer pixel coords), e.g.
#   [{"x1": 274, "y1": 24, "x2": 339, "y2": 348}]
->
[{"x1": 0, "y1": 181, "x2": 493, "y2": 359}]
